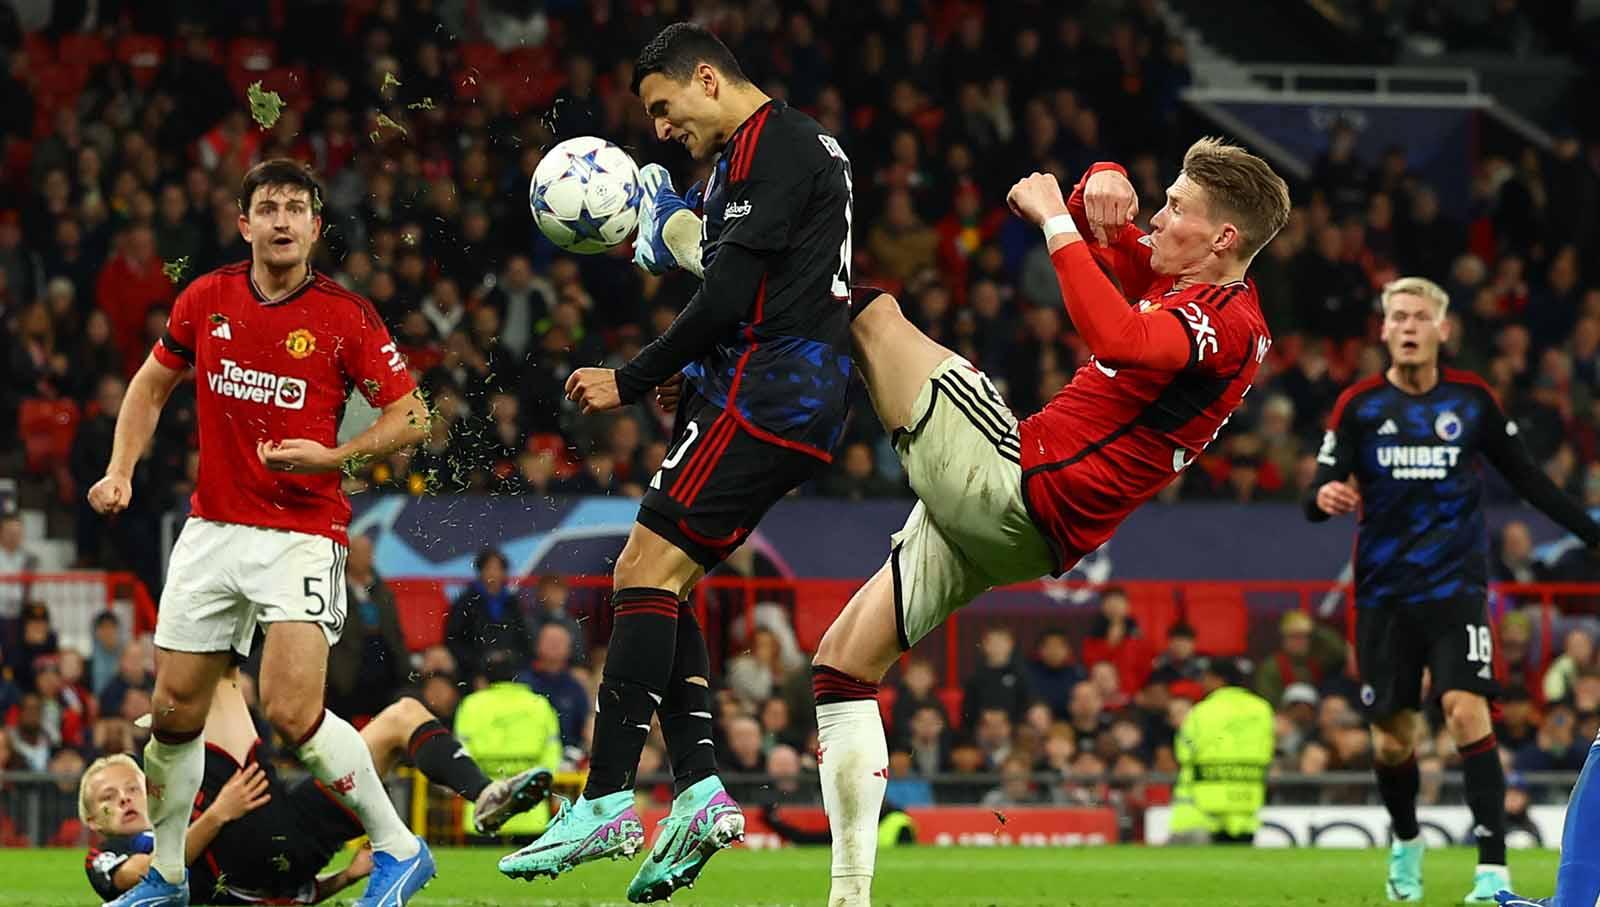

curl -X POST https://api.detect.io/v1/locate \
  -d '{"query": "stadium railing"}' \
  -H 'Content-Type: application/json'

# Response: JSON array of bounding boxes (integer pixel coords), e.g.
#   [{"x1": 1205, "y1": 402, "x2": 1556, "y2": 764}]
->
[{"x1": 3, "y1": 571, "x2": 158, "y2": 654}]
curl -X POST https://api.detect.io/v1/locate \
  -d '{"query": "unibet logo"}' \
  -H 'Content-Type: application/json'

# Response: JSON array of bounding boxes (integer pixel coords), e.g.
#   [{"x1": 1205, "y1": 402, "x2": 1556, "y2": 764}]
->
[
  {"x1": 1376, "y1": 444, "x2": 1461, "y2": 480},
  {"x1": 207, "y1": 358, "x2": 307, "y2": 410}
]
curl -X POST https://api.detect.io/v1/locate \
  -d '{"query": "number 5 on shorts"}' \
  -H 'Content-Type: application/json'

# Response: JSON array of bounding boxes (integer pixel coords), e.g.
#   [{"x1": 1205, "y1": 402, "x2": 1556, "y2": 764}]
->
[{"x1": 303, "y1": 576, "x2": 327, "y2": 617}]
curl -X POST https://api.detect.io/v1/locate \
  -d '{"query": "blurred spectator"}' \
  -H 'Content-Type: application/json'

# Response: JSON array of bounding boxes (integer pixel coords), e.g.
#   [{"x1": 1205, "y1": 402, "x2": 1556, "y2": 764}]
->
[
  {"x1": 97, "y1": 636, "x2": 153, "y2": 720},
  {"x1": 723, "y1": 715, "x2": 765, "y2": 774},
  {"x1": 1025, "y1": 630, "x2": 1086, "y2": 720},
  {"x1": 328, "y1": 535, "x2": 410, "y2": 721},
  {"x1": 1083, "y1": 587, "x2": 1141, "y2": 670},
  {"x1": 1148, "y1": 623, "x2": 1204, "y2": 694},
  {"x1": 1544, "y1": 628, "x2": 1597, "y2": 704},
  {"x1": 961, "y1": 626, "x2": 1035, "y2": 730},
  {"x1": 1496, "y1": 687, "x2": 1540, "y2": 751},
  {"x1": 726, "y1": 628, "x2": 787, "y2": 706},
  {"x1": 974, "y1": 708, "x2": 1014, "y2": 770},
  {"x1": 26, "y1": 656, "x2": 86, "y2": 749},
  {"x1": 1494, "y1": 521, "x2": 1549, "y2": 583},
  {"x1": 1499, "y1": 611, "x2": 1539, "y2": 701},
  {"x1": 890, "y1": 658, "x2": 942, "y2": 743},
  {"x1": 525, "y1": 623, "x2": 589, "y2": 751},
  {"x1": 0, "y1": 514, "x2": 37, "y2": 650},
  {"x1": 445, "y1": 547, "x2": 533, "y2": 683},
  {"x1": 12, "y1": 603, "x2": 58, "y2": 692},
  {"x1": 88, "y1": 611, "x2": 124, "y2": 697},
  {"x1": 819, "y1": 442, "x2": 900, "y2": 499},
  {"x1": 981, "y1": 754, "x2": 1049, "y2": 807},
  {"x1": 1253, "y1": 611, "x2": 1346, "y2": 707},
  {"x1": 527, "y1": 575, "x2": 586, "y2": 665},
  {"x1": 905, "y1": 704, "x2": 950, "y2": 777},
  {"x1": 95, "y1": 225, "x2": 173, "y2": 372},
  {"x1": 5, "y1": 692, "x2": 50, "y2": 771}
]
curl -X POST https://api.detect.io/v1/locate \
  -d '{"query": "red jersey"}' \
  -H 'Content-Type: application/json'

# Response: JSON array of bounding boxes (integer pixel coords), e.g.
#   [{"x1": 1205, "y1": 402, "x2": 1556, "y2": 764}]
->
[
  {"x1": 1018, "y1": 163, "x2": 1272, "y2": 571},
  {"x1": 152, "y1": 263, "x2": 415, "y2": 544}
]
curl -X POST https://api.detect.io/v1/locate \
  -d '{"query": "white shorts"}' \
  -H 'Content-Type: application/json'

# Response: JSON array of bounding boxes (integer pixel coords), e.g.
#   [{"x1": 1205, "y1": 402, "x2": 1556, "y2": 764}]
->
[
  {"x1": 889, "y1": 357, "x2": 1055, "y2": 648},
  {"x1": 154, "y1": 518, "x2": 348, "y2": 657}
]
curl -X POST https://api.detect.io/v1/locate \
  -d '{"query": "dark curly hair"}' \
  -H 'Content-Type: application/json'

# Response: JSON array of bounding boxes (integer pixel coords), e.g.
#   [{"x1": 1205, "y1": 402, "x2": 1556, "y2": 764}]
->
[{"x1": 631, "y1": 22, "x2": 748, "y2": 95}]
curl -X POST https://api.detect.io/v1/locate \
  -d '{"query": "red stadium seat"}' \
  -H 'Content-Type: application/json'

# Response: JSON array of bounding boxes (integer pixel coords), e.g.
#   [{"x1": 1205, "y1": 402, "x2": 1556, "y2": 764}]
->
[
  {"x1": 1182, "y1": 583, "x2": 1250, "y2": 656},
  {"x1": 792, "y1": 580, "x2": 853, "y2": 653},
  {"x1": 227, "y1": 37, "x2": 276, "y2": 72},
  {"x1": 21, "y1": 32, "x2": 54, "y2": 64},
  {"x1": 115, "y1": 34, "x2": 166, "y2": 86},
  {"x1": 58, "y1": 33, "x2": 111, "y2": 66},
  {"x1": 19, "y1": 398, "x2": 80, "y2": 476},
  {"x1": 1128, "y1": 584, "x2": 1180, "y2": 652},
  {"x1": 459, "y1": 42, "x2": 504, "y2": 75},
  {"x1": 937, "y1": 687, "x2": 964, "y2": 727},
  {"x1": 388, "y1": 579, "x2": 452, "y2": 651},
  {"x1": 877, "y1": 684, "x2": 897, "y2": 731}
]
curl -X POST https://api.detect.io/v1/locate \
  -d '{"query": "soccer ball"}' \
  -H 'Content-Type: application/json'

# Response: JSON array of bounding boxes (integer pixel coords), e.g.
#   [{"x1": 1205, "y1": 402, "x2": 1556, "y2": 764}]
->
[{"x1": 529, "y1": 136, "x2": 643, "y2": 254}]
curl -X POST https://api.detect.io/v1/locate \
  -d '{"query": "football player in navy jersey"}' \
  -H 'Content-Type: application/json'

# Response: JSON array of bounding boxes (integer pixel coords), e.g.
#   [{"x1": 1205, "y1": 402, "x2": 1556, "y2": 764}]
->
[
  {"x1": 504, "y1": 23, "x2": 854, "y2": 903},
  {"x1": 1307, "y1": 276, "x2": 1600, "y2": 903}
]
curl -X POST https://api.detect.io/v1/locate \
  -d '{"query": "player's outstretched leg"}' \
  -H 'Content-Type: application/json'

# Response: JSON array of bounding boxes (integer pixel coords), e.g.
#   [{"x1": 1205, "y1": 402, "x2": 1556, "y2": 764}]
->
[
  {"x1": 1443, "y1": 692, "x2": 1511, "y2": 903},
  {"x1": 1495, "y1": 728, "x2": 1600, "y2": 907},
  {"x1": 362, "y1": 696, "x2": 554, "y2": 835},
  {"x1": 629, "y1": 601, "x2": 744, "y2": 903},
  {"x1": 262, "y1": 624, "x2": 434, "y2": 906},
  {"x1": 811, "y1": 564, "x2": 903, "y2": 907},
  {"x1": 848, "y1": 290, "x2": 957, "y2": 434},
  {"x1": 1372, "y1": 713, "x2": 1426, "y2": 902}
]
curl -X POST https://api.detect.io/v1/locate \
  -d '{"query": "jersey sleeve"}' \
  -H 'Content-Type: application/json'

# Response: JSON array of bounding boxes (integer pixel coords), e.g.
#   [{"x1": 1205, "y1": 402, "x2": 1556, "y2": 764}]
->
[
  {"x1": 1067, "y1": 162, "x2": 1158, "y2": 301},
  {"x1": 152, "y1": 280, "x2": 204, "y2": 369},
  {"x1": 1304, "y1": 387, "x2": 1363, "y2": 521},
  {"x1": 85, "y1": 833, "x2": 152, "y2": 900},
  {"x1": 340, "y1": 301, "x2": 416, "y2": 407},
  {"x1": 1472, "y1": 379, "x2": 1600, "y2": 545}
]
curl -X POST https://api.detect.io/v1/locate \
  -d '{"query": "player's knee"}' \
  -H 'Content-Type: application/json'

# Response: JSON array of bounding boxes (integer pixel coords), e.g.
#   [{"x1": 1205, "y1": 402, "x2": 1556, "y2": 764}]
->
[
  {"x1": 1372, "y1": 730, "x2": 1413, "y2": 765},
  {"x1": 850, "y1": 293, "x2": 904, "y2": 343},
  {"x1": 383, "y1": 696, "x2": 434, "y2": 733},
  {"x1": 1441, "y1": 691, "x2": 1489, "y2": 736},
  {"x1": 262, "y1": 691, "x2": 322, "y2": 743}
]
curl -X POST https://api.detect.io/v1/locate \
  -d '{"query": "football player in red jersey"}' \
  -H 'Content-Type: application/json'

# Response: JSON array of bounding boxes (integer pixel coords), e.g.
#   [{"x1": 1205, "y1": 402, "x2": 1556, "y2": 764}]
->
[
  {"x1": 808, "y1": 138, "x2": 1290, "y2": 906},
  {"x1": 87, "y1": 159, "x2": 437, "y2": 907}
]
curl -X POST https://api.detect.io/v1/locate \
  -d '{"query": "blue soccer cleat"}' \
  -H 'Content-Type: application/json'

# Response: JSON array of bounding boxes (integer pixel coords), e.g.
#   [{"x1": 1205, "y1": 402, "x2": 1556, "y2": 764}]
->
[
  {"x1": 353, "y1": 836, "x2": 435, "y2": 907},
  {"x1": 103, "y1": 866, "x2": 188, "y2": 907},
  {"x1": 1387, "y1": 837, "x2": 1425, "y2": 901},
  {"x1": 499, "y1": 790, "x2": 645, "y2": 881},
  {"x1": 627, "y1": 776, "x2": 745, "y2": 903},
  {"x1": 1493, "y1": 892, "x2": 1551, "y2": 907}
]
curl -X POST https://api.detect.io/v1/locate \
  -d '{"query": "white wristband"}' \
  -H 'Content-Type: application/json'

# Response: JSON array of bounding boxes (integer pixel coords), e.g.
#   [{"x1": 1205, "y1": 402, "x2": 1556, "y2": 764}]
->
[{"x1": 1041, "y1": 214, "x2": 1078, "y2": 242}]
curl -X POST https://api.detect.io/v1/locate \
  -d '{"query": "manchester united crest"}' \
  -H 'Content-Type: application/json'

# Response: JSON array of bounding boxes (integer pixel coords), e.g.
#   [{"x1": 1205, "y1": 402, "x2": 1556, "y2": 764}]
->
[{"x1": 285, "y1": 328, "x2": 316, "y2": 359}]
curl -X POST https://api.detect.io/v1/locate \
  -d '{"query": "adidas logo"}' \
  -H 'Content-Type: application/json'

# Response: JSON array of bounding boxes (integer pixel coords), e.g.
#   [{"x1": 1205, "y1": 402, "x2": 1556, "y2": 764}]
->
[
  {"x1": 1378, "y1": 419, "x2": 1398, "y2": 435},
  {"x1": 1478, "y1": 664, "x2": 1493, "y2": 680},
  {"x1": 211, "y1": 322, "x2": 233, "y2": 340}
]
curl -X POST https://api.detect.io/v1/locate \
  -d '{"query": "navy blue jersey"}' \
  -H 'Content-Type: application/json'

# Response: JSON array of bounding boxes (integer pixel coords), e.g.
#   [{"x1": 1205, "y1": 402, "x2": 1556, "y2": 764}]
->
[
  {"x1": 1308, "y1": 369, "x2": 1600, "y2": 608},
  {"x1": 680, "y1": 100, "x2": 853, "y2": 458}
]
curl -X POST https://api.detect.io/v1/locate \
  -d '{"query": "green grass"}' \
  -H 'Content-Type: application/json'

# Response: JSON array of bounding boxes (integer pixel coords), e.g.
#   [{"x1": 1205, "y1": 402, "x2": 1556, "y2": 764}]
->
[{"x1": 0, "y1": 845, "x2": 1559, "y2": 905}]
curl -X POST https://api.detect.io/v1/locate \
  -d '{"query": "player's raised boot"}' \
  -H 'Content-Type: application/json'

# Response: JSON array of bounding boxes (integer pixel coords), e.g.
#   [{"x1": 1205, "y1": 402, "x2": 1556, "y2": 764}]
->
[
  {"x1": 499, "y1": 790, "x2": 645, "y2": 881},
  {"x1": 627, "y1": 776, "x2": 746, "y2": 903},
  {"x1": 1387, "y1": 838, "x2": 1425, "y2": 901},
  {"x1": 1464, "y1": 866, "x2": 1512, "y2": 904},
  {"x1": 474, "y1": 768, "x2": 555, "y2": 835},
  {"x1": 1492, "y1": 893, "x2": 1550, "y2": 907},
  {"x1": 353, "y1": 836, "x2": 435, "y2": 907},
  {"x1": 103, "y1": 866, "x2": 189, "y2": 907}
]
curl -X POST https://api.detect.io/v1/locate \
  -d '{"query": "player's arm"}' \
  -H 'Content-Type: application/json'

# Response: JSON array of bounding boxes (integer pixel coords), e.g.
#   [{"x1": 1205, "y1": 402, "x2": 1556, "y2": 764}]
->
[
  {"x1": 87, "y1": 351, "x2": 186, "y2": 515},
  {"x1": 1304, "y1": 396, "x2": 1362, "y2": 522},
  {"x1": 260, "y1": 388, "x2": 429, "y2": 474},
  {"x1": 1481, "y1": 396, "x2": 1600, "y2": 546},
  {"x1": 311, "y1": 845, "x2": 374, "y2": 903},
  {"x1": 1066, "y1": 162, "x2": 1158, "y2": 300},
  {"x1": 1007, "y1": 173, "x2": 1191, "y2": 371}
]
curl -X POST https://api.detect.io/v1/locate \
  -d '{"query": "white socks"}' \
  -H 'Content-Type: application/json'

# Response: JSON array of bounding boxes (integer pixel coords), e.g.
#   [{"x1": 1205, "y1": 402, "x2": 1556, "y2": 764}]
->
[
  {"x1": 817, "y1": 699, "x2": 889, "y2": 907},
  {"x1": 296, "y1": 710, "x2": 419, "y2": 859},
  {"x1": 145, "y1": 732, "x2": 204, "y2": 881}
]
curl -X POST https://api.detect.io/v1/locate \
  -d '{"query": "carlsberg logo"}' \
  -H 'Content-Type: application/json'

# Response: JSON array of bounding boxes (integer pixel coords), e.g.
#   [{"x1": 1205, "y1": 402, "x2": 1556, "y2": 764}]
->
[{"x1": 207, "y1": 358, "x2": 307, "y2": 410}]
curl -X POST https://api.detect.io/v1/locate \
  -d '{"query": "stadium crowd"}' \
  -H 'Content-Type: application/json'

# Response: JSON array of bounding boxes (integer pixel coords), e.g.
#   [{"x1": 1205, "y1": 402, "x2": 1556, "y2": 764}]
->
[{"x1": 4, "y1": 0, "x2": 1600, "y2": 843}]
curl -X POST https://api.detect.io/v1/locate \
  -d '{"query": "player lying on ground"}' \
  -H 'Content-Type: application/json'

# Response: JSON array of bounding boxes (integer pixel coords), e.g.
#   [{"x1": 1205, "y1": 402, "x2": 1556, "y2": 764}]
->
[
  {"x1": 1494, "y1": 729, "x2": 1600, "y2": 906},
  {"x1": 1307, "y1": 276, "x2": 1600, "y2": 903},
  {"x1": 502, "y1": 22, "x2": 855, "y2": 904},
  {"x1": 81, "y1": 671, "x2": 551, "y2": 905},
  {"x1": 87, "y1": 159, "x2": 436, "y2": 907},
  {"x1": 807, "y1": 139, "x2": 1290, "y2": 907}
]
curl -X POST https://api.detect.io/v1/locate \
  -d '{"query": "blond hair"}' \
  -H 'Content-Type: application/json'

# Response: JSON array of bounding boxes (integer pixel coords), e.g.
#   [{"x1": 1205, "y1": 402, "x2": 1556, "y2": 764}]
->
[
  {"x1": 1181, "y1": 136, "x2": 1292, "y2": 261},
  {"x1": 78, "y1": 753, "x2": 143, "y2": 826},
  {"x1": 1381, "y1": 275, "x2": 1450, "y2": 319}
]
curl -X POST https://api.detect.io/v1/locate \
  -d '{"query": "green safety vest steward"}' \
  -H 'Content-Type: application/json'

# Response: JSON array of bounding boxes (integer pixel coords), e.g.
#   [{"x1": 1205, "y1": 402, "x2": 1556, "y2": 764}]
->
[
  {"x1": 453, "y1": 681, "x2": 564, "y2": 836},
  {"x1": 1168, "y1": 685, "x2": 1275, "y2": 838}
]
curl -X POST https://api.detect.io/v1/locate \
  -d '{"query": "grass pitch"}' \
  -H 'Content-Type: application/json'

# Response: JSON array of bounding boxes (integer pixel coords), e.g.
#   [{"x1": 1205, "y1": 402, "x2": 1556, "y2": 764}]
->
[{"x1": 0, "y1": 845, "x2": 1558, "y2": 905}]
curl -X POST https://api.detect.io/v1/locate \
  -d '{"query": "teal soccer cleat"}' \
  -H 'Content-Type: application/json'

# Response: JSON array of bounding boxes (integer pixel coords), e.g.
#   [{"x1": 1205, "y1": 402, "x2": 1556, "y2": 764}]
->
[
  {"x1": 1387, "y1": 838, "x2": 1425, "y2": 901},
  {"x1": 627, "y1": 776, "x2": 745, "y2": 903},
  {"x1": 1464, "y1": 866, "x2": 1512, "y2": 904},
  {"x1": 498, "y1": 790, "x2": 645, "y2": 881}
]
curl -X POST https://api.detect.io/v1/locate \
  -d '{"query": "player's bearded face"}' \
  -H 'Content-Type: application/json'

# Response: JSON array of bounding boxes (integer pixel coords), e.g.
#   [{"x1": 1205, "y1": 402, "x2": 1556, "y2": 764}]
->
[
  {"x1": 240, "y1": 185, "x2": 320, "y2": 271},
  {"x1": 1381, "y1": 293, "x2": 1447, "y2": 366},
  {"x1": 87, "y1": 764, "x2": 150, "y2": 835}
]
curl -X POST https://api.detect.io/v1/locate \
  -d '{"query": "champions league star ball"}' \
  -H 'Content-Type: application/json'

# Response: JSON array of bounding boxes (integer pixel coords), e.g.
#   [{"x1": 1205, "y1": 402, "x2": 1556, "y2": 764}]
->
[{"x1": 529, "y1": 136, "x2": 643, "y2": 254}]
